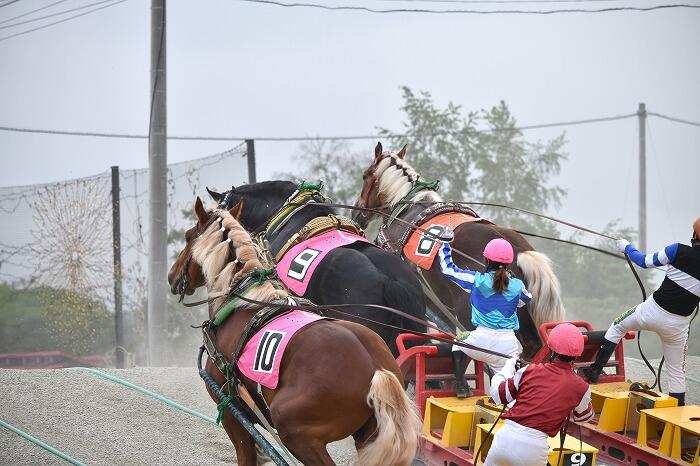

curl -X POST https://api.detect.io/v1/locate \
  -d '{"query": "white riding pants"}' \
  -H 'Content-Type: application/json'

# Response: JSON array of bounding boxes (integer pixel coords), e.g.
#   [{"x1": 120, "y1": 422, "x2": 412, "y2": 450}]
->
[
  {"x1": 605, "y1": 296, "x2": 691, "y2": 393},
  {"x1": 485, "y1": 419, "x2": 549, "y2": 466},
  {"x1": 452, "y1": 327, "x2": 520, "y2": 373}
]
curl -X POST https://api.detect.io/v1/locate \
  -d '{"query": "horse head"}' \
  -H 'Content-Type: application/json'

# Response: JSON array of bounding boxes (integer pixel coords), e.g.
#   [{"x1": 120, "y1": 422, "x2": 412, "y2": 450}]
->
[
  {"x1": 207, "y1": 181, "x2": 298, "y2": 234},
  {"x1": 353, "y1": 141, "x2": 408, "y2": 227},
  {"x1": 167, "y1": 197, "x2": 245, "y2": 300}
]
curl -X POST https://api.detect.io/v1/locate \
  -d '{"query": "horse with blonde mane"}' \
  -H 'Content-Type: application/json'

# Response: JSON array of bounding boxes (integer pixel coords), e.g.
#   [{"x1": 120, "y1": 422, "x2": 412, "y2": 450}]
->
[
  {"x1": 353, "y1": 142, "x2": 566, "y2": 359},
  {"x1": 168, "y1": 197, "x2": 420, "y2": 466}
]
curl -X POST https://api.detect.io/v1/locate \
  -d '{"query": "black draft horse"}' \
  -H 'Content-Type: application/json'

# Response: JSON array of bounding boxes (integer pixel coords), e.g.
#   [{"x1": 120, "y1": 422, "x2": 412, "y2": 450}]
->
[{"x1": 207, "y1": 181, "x2": 427, "y2": 356}]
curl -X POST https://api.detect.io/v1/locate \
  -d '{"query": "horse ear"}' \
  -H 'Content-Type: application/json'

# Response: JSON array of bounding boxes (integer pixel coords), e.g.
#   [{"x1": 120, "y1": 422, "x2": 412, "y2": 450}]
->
[
  {"x1": 206, "y1": 187, "x2": 224, "y2": 202},
  {"x1": 194, "y1": 197, "x2": 209, "y2": 225},
  {"x1": 229, "y1": 199, "x2": 244, "y2": 220},
  {"x1": 374, "y1": 141, "x2": 383, "y2": 160},
  {"x1": 397, "y1": 144, "x2": 407, "y2": 160}
]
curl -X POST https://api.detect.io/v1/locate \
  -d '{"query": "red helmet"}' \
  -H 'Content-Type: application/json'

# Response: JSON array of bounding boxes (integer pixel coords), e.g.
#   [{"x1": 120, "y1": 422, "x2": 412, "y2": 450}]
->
[
  {"x1": 483, "y1": 238, "x2": 514, "y2": 264},
  {"x1": 547, "y1": 323, "x2": 585, "y2": 357}
]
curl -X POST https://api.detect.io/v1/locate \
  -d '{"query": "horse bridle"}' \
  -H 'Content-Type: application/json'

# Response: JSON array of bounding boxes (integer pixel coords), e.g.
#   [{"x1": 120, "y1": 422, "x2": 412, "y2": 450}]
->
[{"x1": 175, "y1": 209, "x2": 244, "y2": 303}]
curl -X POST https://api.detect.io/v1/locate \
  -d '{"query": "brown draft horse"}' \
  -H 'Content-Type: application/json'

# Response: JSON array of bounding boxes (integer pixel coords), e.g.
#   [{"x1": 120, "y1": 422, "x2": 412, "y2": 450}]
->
[
  {"x1": 353, "y1": 143, "x2": 566, "y2": 359},
  {"x1": 168, "y1": 197, "x2": 420, "y2": 466}
]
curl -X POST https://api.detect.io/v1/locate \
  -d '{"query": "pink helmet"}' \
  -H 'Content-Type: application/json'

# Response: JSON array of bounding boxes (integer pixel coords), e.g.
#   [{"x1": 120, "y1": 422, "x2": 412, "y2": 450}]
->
[
  {"x1": 547, "y1": 323, "x2": 585, "y2": 357},
  {"x1": 483, "y1": 238, "x2": 514, "y2": 264}
]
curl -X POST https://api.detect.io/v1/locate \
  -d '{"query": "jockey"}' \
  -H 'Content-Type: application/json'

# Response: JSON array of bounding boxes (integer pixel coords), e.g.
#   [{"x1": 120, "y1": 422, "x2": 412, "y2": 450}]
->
[
  {"x1": 485, "y1": 323, "x2": 594, "y2": 466},
  {"x1": 583, "y1": 217, "x2": 700, "y2": 406},
  {"x1": 438, "y1": 237, "x2": 532, "y2": 398}
]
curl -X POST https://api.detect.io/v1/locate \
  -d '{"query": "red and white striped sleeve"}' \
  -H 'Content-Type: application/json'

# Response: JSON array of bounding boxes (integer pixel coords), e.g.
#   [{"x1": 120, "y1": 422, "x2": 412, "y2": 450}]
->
[
  {"x1": 489, "y1": 366, "x2": 527, "y2": 405},
  {"x1": 572, "y1": 387, "x2": 594, "y2": 424}
]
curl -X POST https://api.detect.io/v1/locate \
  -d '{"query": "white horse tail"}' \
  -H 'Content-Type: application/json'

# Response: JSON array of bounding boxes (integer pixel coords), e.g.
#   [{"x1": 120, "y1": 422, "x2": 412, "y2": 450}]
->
[
  {"x1": 517, "y1": 250, "x2": 566, "y2": 330},
  {"x1": 356, "y1": 369, "x2": 421, "y2": 466}
]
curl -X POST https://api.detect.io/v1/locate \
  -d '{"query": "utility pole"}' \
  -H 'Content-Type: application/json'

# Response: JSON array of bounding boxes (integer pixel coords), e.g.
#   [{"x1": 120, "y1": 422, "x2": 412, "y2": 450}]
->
[
  {"x1": 111, "y1": 166, "x2": 125, "y2": 369},
  {"x1": 148, "y1": 0, "x2": 168, "y2": 366},
  {"x1": 638, "y1": 103, "x2": 647, "y2": 252},
  {"x1": 246, "y1": 139, "x2": 256, "y2": 184}
]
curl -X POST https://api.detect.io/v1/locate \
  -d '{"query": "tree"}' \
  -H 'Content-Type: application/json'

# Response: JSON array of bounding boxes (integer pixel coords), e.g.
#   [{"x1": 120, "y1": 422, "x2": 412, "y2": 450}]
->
[{"x1": 276, "y1": 139, "x2": 369, "y2": 206}]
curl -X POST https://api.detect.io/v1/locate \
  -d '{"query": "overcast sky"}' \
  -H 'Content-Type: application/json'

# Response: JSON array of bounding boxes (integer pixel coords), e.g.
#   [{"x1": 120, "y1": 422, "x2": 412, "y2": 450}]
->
[{"x1": 0, "y1": 0, "x2": 698, "y2": 251}]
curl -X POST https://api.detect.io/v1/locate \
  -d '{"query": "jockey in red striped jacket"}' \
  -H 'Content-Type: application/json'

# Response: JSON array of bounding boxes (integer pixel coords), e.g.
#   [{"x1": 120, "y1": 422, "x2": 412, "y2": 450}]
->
[{"x1": 485, "y1": 323, "x2": 594, "y2": 466}]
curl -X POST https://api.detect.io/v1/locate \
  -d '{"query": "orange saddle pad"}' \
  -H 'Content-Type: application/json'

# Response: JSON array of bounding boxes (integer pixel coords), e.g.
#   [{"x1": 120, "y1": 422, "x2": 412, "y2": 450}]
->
[{"x1": 403, "y1": 212, "x2": 480, "y2": 270}]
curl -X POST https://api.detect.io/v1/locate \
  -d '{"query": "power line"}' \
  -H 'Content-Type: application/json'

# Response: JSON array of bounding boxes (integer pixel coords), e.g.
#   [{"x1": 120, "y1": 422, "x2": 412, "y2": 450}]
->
[
  {"x1": 0, "y1": 0, "x2": 70, "y2": 26},
  {"x1": 236, "y1": 0, "x2": 700, "y2": 14},
  {"x1": 0, "y1": 0, "x2": 129, "y2": 43},
  {"x1": 377, "y1": 0, "x2": 635, "y2": 4},
  {"x1": 0, "y1": 0, "x2": 117, "y2": 30},
  {"x1": 648, "y1": 112, "x2": 700, "y2": 128},
  {"x1": 0, "y1": 1, "x2": 21, "y2": 9},
  {"x1": 0, "y1": 112, "x2": 637, "y2": 141}
]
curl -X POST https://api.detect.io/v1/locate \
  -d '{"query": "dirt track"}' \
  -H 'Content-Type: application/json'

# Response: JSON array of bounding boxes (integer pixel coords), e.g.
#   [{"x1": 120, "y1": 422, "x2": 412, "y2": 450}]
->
[{"x1": 1, "y1": 357, "x2": 698, "y2": 465}]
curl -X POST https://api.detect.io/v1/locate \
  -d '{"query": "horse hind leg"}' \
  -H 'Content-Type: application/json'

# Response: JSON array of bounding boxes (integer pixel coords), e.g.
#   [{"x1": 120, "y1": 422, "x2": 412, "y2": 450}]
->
[{"x1": 277, "y1": 432, "x2": 336, "y2": 466}]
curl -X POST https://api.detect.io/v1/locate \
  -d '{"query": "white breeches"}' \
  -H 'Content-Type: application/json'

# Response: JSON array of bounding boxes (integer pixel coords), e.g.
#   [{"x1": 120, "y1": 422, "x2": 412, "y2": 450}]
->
[
  {"x1": 605, "y1": 296, "x2": 691, "y2": 393},
  {"x1": 452, "y1": 326, "x2": 520, "y2": 373},
  {"x1": 485, "y1": 420, "x2": 549, "y2": 466}
]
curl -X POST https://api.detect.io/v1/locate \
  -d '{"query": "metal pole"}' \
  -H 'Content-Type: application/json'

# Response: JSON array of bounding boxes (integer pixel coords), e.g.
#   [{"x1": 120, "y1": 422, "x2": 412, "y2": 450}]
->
[
  {"x1": 246, "y1": 139, "x2": 256, "y2": 184},
  {"x1": 111, "y1": 166, "x2": 125, "y2": 369},
  {"x1": 148, "y1": 0, "x2": 168, "y2": 366},
  {"x1": 638, "y1": 103, "x2": 647, "y2": 252}
]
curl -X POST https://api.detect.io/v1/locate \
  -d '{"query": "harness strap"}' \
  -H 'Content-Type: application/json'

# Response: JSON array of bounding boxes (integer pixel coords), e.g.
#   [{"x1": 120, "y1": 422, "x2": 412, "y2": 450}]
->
[
  {"x1": 415, "y1": 268, "x2": 465, "y2": 332},
  {"x1": 386, "y1": 178, "x2": 440, "y2": 227},
  {"x1": 273, "y1": 214, "x2": 364, "y2": 263}
]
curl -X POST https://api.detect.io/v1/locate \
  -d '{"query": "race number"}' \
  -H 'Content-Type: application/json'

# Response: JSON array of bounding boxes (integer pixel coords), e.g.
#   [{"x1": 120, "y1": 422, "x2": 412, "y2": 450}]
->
[
  {"x1": 415, "y1": 224, "x2": 446, "y2": 257},
  {"x1": 565, "y1": 452, "x2": 591, "y2": 466},
  {"x1": 287, "y1": 248, "x2": 321, "y2": 281},
  {"x1": 253, "y1": 330, "x2": 286, "y2": 373}
]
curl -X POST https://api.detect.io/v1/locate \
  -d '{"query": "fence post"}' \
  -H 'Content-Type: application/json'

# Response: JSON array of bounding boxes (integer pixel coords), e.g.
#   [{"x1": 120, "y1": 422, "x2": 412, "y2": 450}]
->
[
  {"x1": 111, "y1": 166, "x2": 125, "y2": 369},
  {"x1": 246, "y1": 139, "x2": 256, "y2": 184}
]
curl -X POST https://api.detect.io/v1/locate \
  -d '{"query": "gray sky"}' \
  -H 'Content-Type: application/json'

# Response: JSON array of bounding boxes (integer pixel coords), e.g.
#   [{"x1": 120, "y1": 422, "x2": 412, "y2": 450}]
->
[{"x1": 0, "y1": 0, "x2": 698, "y2": 251}]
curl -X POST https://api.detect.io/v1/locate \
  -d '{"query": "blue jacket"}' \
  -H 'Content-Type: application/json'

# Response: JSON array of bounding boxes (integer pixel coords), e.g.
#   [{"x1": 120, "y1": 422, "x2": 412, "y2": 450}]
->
[{"x1": 438, "y1": 242, "x2": 532, "y2": 330}]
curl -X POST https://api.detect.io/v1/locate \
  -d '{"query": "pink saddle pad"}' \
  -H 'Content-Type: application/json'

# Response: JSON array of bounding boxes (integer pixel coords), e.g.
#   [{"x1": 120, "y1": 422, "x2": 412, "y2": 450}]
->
[
  {"x1": 237, "y1": 310, "x2": 325, "y2": 389},
  {"x1": 276, "y1": 229, "x2": 370, "y2": 297}
]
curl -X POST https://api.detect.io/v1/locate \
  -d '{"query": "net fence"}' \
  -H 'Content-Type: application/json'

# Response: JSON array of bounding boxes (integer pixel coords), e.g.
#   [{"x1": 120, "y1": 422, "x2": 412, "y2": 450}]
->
[{"x1": 0, "y1": 143, "x2": 248, "y2": 365}]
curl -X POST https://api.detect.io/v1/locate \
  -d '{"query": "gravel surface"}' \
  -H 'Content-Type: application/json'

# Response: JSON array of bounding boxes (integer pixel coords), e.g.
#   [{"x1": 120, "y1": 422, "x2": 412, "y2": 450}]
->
[
  {"x1": 0, "y1": 367, "x2": 356, "y2": 466},
  {"x1": 2, "y1": 357, "x2": 698, "y2": 465}
]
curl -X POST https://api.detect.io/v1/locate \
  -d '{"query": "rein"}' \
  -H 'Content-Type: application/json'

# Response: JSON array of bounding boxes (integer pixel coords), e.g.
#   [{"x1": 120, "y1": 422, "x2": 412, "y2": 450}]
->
[{"x1": 184, "y1": 287, "x2": 518, "y2": 361}]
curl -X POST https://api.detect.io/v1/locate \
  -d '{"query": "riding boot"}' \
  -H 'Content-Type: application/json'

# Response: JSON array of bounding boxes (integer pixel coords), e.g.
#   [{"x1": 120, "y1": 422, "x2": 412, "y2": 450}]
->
[
  {"x1": 452, "y1": 351, "x2": 471, "y2": 398},
  {"x1": 669, "y1": 392, "x2": 686, "y2": 406},
  {"x1": 582, "y1": 338, "x2": 617, "y2": 384}
]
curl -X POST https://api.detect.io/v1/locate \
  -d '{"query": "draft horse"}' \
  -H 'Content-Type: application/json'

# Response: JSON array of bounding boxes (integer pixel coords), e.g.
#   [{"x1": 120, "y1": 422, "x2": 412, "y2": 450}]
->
[
  {"x1": 205, "y1": 180, "x2": 427, "y2": 357},
  {"x1": 168, "y1": 198, "x2": 420, "y2": 466},
  {"x1": 353, "y1": 142, "x2": 566, "y2": 359}
]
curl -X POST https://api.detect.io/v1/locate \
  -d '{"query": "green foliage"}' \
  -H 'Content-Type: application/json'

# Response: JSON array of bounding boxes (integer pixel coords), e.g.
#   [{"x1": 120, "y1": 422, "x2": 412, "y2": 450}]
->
[
  {"x1": 0, "y1": 284, "x2": 114, "y2": 354},
  {"x1": 379, "y1": 88, "x2": 567, "y2": 234},
  {"x1": 276, "y1": 139, "x2": 369, "y2": 206}
]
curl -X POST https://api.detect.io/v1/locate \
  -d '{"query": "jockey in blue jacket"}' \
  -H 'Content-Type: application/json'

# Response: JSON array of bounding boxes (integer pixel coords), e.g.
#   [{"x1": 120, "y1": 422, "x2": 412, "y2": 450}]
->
[{"x1": 438, "y1": 238, "x2": 532, "y2": 398}]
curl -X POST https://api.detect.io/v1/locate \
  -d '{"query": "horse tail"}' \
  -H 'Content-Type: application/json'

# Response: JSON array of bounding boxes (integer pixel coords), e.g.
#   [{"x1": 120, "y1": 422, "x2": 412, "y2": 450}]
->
[
  {"x1": 516, "y1": 250, "x2": 566, "y2": 330},
  {"x1": 357, "y1": 369, "x2": 421, "y2": 466}
]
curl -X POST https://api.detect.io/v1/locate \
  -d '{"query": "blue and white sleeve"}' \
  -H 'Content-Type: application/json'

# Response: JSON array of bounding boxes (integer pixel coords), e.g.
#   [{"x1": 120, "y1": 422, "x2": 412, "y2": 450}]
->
[
  {"x1": 517, "y1": 285, "x2": 533, "y2": 308},
  {"x1": 437, "y1": 242, "x2": 476, "y2": 293},
  {"x1": 625, "y1": 243, "x2": 679, "y2": 269}
]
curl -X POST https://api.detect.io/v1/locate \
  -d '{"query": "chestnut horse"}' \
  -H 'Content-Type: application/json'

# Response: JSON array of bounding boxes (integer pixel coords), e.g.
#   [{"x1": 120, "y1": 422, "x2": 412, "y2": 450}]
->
[
  {"x1": 353, "y1": 143, "x2": 565, "y2": 359},
  {"x1": 168, "y1": 198, "x2": 420, "y2": 466}
]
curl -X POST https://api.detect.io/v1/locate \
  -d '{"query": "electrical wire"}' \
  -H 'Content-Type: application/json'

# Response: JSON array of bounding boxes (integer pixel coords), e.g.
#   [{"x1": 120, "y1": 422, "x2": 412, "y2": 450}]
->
[
  {"x1": 378, "y1": 0, "x2": 633, "y2": 3},
  {"x1": 0, "y1": 0, "x2": 69, "y2": 26},
  {"x1": 648, "y1": 112, "x2": 700, "y2": 128},
  {"x1": 0, "y1": 1, "x2": 21, "y2": 9},
  {"x1": 0, "y1": 0, "x2": 117, "y2": 30},
  {"x1": 0, "y1": 112, "x2": 637, "y2": 141},
  {"x1": 0, "y1": 0, "x2": 129, "y2": 43},
  {"x1": 236, "y1": 0, "x2": 700, "y2": 14}
]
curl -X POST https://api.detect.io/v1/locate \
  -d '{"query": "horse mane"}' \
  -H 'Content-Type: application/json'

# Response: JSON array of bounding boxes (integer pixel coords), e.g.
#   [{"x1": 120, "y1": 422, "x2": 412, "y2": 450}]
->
[
  {"x1": 375, "y1": 153, "x2": 442, "y2": 208},
  {"x1": 191, "y1": 208, "x2": 287, "y2": 309}
]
